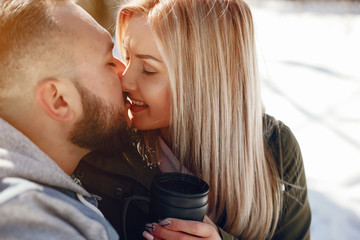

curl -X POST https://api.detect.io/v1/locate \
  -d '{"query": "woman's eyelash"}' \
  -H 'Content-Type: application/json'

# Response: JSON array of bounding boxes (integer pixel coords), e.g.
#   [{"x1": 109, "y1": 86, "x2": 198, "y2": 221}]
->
[
  {"x1": 122, "y1": 55, "x2": 155, "y2": 75},
  {"x1": 143, "y1": 69, "x2": 155, "y2": 76}
]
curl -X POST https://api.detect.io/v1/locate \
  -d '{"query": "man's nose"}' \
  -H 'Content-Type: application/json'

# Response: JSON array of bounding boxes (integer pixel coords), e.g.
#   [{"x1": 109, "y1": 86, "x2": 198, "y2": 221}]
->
[{"x1": 113, "y1": 57, "x2": 126, "y2": 77}]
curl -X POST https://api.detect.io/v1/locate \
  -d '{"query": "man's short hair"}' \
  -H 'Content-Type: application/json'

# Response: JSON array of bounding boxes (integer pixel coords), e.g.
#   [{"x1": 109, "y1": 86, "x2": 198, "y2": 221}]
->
[{"x1": 0, "y1": 0, "x2": 76, "y2": 107}]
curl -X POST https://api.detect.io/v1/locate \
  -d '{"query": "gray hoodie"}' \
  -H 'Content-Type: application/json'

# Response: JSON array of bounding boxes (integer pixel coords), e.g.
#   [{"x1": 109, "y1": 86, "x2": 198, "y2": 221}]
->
[{"x1": 0, "y1": 118, "x2": 119, "y2": 240}]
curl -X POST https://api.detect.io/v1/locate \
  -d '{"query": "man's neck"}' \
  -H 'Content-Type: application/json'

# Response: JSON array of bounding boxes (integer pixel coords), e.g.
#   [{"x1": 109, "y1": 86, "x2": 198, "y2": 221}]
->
[
  {"x1": 0, "y1": 117, "x2": 87, "y2": 175},
  {"x1": 18, "y1": 120, "x2": 89, "y2": 176},
  {"x1": 44, "y1": 143, "x2": 89, "y2": 175}
]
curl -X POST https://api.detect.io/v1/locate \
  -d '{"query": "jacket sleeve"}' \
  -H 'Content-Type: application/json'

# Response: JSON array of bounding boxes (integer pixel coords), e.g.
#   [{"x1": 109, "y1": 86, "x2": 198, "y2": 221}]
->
[
  {"x1": 215, "y1": 122, "x2": 311, "y2": 240},
  {"x1": 218, "y1": 227, "x2": 239, "y2": 240},
  {"x1": 272, "y1": 122, "x2": 311, "y2": 240}
]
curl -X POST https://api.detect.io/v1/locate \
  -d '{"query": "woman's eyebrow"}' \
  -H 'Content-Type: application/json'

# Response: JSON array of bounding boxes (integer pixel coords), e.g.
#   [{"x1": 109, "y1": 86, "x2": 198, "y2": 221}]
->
[{"x1": 135, "y1": 54, "x2": 162, "y2": 63}]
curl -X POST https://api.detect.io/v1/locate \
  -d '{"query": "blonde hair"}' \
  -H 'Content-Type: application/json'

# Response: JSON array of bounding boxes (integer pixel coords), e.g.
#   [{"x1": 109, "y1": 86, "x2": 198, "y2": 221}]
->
[
  {"x1": 0, "y1": 0, "x2": 75, "y2": 109},
  {"x1": 117, "y1": 0, "x2": 281, "y2": 238}
]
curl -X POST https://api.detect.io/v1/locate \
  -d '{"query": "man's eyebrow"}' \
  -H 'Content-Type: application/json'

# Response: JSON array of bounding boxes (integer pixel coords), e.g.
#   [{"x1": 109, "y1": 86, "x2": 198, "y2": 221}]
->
[{"x1": 135, "y1": 54, "x2": 162, "y2": 63}]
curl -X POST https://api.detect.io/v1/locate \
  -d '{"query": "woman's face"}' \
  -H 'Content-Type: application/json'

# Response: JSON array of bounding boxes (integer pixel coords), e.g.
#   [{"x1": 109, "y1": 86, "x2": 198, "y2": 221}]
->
[{"x1": 121, "y1": 16, "x2": 171, "y2": 131}]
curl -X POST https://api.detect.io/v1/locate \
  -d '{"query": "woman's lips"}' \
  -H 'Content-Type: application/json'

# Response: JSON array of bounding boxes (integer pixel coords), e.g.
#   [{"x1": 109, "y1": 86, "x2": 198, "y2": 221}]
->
[
  {"x1": 127, "y1": 97, "x2": 148, "y2": 113},
  {"x1": 130, "y1": 104, "x2": 148, "y2": 112}
]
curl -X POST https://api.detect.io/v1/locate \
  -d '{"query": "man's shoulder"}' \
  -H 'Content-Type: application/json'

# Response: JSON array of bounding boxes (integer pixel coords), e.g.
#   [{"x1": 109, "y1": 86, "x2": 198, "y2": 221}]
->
[
  {"x1": 0, "y1": 177, "x2": 118, "y2": 240},
  {"x1": 0, "y1": 177, "x2": 43, "y2": 204},
  {"x1": 0, "y1": 177, "x2": 87, "y2": 214},
  {"x1": 0, "y1": 177, "x2": 80, "y2": 212}
]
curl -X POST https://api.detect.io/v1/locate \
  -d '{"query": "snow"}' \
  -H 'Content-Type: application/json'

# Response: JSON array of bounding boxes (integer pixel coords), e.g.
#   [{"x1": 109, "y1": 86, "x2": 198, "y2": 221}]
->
[{"x1": 249, "y1": 0, "x2": 360, "y2": 239}]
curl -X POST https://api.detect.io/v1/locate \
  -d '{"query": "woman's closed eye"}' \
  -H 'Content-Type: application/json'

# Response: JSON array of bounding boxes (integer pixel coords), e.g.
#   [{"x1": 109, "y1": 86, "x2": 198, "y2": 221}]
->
[
  {"x1": 142, "y1": 62, "x2": 157, "y2": 76},
  {"x1": 143, "y1": 68, "x2": 156, "y2": 76}
]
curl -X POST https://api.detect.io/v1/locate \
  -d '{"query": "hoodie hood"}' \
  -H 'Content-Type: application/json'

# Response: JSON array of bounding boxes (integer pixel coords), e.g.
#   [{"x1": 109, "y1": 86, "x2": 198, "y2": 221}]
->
[{"x1": 0, "y1": 118, "x2": 90, "y2": 197}]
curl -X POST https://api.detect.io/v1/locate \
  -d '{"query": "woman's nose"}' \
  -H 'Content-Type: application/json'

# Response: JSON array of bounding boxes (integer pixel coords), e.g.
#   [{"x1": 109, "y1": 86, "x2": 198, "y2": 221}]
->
[{"x1": 120, "y1": 62, "x2": 136, "y2": 92}]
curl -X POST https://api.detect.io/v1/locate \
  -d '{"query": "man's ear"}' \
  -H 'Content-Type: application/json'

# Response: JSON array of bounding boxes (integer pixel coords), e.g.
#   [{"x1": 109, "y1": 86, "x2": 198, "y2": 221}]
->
[{"x1": 36, "y1": 79, "x2": 74, "y2": 122}]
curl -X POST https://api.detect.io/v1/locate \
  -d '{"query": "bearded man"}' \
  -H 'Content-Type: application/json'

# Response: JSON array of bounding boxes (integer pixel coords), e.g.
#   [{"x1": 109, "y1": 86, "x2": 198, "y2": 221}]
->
[{"x1": 0, "y1": 0, "x2": 130, "y2": 239}]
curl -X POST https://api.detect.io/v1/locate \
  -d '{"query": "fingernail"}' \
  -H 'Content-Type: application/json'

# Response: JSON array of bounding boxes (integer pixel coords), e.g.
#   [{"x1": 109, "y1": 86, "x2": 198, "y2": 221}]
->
[
  {"x1": 159, "y1": 219, "x2": 171, "y2": 227},
  {"x1": 142, "y1": 231, "x2": 154, "y2": 240},
  {"x1": 144, "y1": 223, "x2": 156, "y2": 232}
]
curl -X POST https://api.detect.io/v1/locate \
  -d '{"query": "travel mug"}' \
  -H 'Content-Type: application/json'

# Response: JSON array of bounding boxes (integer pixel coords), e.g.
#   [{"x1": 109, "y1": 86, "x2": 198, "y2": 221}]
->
[{"x1": 122, "y1": 172, "x2": 209, "y2": 240}]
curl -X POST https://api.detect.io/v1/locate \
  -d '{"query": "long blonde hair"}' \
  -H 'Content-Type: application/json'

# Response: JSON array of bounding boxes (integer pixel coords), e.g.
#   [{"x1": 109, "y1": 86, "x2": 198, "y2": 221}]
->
[{"x1": 117, "y1": 0, "x2": 281, "y2": 239}]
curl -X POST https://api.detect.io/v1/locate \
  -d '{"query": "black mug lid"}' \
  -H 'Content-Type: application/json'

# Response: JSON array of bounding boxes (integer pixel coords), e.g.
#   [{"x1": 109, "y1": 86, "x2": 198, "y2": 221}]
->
[{"x1": 151, "y1": 172, "x2": 209, "y2": 208}]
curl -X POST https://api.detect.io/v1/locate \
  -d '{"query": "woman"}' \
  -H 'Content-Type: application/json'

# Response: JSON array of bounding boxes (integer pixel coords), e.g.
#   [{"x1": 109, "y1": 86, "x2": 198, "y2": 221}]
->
[{"x1": 116, "y1": 0, "x2": 311, "y2": 239}]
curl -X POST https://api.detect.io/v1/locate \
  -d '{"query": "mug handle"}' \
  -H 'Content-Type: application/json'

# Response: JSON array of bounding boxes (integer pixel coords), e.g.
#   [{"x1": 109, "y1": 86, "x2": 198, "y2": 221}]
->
[{"x1": 122, "y1": 195, "x2": 151, "y2": 240}]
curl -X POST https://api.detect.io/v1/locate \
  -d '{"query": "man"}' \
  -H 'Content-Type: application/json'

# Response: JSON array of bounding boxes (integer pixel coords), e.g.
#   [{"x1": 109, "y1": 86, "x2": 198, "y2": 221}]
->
[{"x1": 0, "y1": 0, "x2": 129, "y2": 239}]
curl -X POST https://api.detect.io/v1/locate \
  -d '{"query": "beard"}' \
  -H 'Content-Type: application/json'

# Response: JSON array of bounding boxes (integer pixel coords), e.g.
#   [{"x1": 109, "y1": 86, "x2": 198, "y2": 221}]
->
[{"x1": 69, "y1": 81, "x2": 131, "y2": 154}]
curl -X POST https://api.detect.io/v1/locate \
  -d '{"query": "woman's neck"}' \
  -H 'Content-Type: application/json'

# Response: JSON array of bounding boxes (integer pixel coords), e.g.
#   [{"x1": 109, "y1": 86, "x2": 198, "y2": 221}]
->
[{"x1": 159, "y1": 127, "x2": 171, "y2": 147}]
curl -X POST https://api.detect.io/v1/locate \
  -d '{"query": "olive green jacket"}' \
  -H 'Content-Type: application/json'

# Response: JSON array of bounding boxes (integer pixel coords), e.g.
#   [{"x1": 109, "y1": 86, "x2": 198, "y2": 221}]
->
[{"x1": 74, "y1": 116, "x2": 311, "y2": 239}]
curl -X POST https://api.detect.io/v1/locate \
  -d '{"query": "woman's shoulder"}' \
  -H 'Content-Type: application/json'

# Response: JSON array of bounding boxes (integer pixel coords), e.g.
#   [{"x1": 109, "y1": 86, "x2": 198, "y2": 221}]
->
[
  {"x1": 263, "y1": 114, "x2": 311, "y2": 240},
  {"x1": 263, "y1": 114, "x2": 303, "y2": 183}
]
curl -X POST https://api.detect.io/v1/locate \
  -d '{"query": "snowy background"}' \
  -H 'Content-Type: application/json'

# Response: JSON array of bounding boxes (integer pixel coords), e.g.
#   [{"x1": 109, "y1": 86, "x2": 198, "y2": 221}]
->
[{"x1": 248, "y1": 0, "x2": 360, "y2": 239}]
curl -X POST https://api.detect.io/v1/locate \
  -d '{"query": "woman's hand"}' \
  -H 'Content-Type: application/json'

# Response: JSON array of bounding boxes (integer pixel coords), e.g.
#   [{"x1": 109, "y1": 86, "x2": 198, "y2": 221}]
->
[{"x1": 142, "y1": 216, "x2": 221, "y2": 240}]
